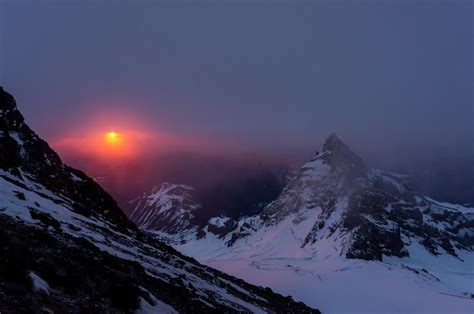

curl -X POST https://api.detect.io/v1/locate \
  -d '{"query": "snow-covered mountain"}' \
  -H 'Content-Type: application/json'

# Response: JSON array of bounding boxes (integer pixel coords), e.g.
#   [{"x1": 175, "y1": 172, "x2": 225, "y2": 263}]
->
[
  {"x1": 257, "y1": 133, "x2": 473, "y2": 260},
  {"x1": 0, "y1": 87, "x2": 318, "y2": 313},
  {"x1": 140, "y1": 133, "x2": 474, "y2": 313},
  {"x1": 129, "y1": 183, "x2": 199, "y2": 239},
  {"x1": 128, "y1": 183, "x2": 245, "y2": 244}
]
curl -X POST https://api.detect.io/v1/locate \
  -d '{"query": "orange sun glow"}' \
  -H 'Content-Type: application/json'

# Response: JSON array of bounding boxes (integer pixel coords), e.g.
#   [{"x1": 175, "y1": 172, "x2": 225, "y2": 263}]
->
[{"x1": 104, "y1": 131, "x2": 122, "y2": 145}]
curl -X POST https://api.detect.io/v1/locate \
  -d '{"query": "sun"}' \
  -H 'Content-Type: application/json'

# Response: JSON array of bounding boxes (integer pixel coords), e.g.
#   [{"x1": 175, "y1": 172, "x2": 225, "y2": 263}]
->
[
  {"x1": 104, "y1": 131, "x2": 122, "y2": 145},
  {"x1": 107, "y1": 132, "x2": 117, "y2": 139}
]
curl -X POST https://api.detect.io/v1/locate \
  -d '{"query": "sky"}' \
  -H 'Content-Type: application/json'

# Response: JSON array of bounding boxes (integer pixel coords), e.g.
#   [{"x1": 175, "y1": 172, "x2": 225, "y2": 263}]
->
[{"x1": 0, "y1": 1, "x2": 473, "y2": 203}]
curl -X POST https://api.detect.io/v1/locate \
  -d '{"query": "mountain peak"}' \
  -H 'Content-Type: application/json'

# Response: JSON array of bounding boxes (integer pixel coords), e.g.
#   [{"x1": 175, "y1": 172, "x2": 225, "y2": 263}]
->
[
  {"x1": 320, "y1": 133, "x2": 367, "y2": 178},
  {"x1": 0, "y1": 87, "x2": 129, "y2": 223},
  {"x1": 129, "y1": 182, "x2": 200, "y2": 236},
  {"x1": 322, "y1": 133, "x2": 347, "y2": 153},
  {"x1": 0, "y1": 86, "x2": 16, "y2": 109},
  {"x1": 0, "y1": 87, "x2": 24, "y2": 130}
]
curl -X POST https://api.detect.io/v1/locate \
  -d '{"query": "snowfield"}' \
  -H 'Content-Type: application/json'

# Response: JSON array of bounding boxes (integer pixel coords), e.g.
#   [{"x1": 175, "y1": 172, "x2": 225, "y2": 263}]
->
[{"x1": 176, "y1": 224, "x2": 474, "y2": 313}]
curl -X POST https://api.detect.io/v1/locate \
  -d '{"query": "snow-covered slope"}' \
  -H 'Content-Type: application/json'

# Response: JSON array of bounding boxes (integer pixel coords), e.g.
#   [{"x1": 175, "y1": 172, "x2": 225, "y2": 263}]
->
[
  {"x1": 129, "y1": 183, "x2": 199, "y2": 239},
  {"x1": 148, "y1": 133, "x2": 474, "y2": 313},
  {"x1": 0, "y1": 87, "x2": 318, "y2": 313}
]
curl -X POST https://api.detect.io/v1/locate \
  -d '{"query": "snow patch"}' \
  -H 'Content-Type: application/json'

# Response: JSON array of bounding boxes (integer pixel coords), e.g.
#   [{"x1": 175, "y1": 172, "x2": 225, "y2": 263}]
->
[
  {"x1": 136, "y1": 287, "x2": 178, "y2": 314},
  {"x1": 425, "y1": 197, "x2": 474, "y2": 214},
  {"x1": 27, "y1": 272, "x2": 50, "y2": 295},
  {"x1": 208, "y1": 216, "x2": 230, "y2": 228},
  {"x1": 9, "y1": 131, "x2": 23, "y2": 145},
  {"x1": 70, "y1": 173, "x2": 83, "y2": 182}
]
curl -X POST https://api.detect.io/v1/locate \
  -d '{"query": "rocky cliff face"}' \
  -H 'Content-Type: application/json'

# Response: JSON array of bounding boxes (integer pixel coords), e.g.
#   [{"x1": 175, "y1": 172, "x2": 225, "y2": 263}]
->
[{"x1": 0, "y1": 87, "x2": 318, "y2": 313}]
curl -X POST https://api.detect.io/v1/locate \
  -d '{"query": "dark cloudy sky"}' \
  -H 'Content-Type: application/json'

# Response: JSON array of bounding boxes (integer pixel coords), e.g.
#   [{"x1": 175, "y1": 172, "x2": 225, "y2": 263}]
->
[{"x1": 0, "y1": 1, "x2": 473, "y2": 165}]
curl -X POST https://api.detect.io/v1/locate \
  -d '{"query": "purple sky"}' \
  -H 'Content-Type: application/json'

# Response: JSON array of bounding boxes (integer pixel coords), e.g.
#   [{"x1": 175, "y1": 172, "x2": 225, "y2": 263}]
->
[{"x1": 0, "y1": 1, "x2": 472, "y2": 168}]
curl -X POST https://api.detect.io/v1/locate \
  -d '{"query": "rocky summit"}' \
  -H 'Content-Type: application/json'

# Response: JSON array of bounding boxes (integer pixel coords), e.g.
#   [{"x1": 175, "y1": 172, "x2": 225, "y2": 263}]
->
[{"x1": 0, "y1": 87, "x2": 319, "y2": 313}]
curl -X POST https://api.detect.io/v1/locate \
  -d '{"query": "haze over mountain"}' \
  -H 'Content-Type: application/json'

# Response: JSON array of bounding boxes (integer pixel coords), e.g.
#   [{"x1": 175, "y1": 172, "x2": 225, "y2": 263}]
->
[
  {"x1": 1, "y1": 1, "x2": 473, "y2": 207},
  {"x1": 0, "y1": 1, "x2": 472, "y2": 313}
]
